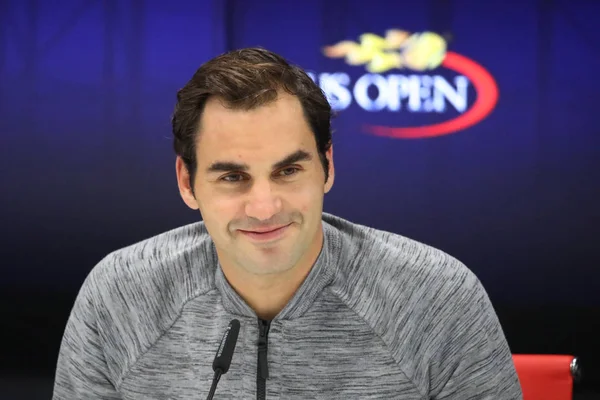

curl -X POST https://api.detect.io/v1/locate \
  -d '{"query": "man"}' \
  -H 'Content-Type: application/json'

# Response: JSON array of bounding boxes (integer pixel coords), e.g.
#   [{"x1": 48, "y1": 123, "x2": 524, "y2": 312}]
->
[{"x1": 54, "y1": 47, "x2": 522, "y2": 399}]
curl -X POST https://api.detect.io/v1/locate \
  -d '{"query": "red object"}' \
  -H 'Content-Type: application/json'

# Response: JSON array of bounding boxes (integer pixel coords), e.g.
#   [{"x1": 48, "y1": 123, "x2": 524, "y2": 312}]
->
[{"x1": 512, "y1": 354, "x2": 578, "y2": 400}]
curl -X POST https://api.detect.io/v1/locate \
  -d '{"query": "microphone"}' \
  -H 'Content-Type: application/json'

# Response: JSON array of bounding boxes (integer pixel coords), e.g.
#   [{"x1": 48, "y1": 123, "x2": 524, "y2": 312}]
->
[{"x1": 206, "y1": 319, "x2": 240, "y2": 400}]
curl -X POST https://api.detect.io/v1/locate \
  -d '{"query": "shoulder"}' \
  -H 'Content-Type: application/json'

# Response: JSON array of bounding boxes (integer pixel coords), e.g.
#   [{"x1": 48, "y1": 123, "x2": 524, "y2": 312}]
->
[
  {"x1": 323, "y1": 213, "x2": 499, "y2": 388},
  {"x1": 76, "y1": 221, "x2": 217, "y2": 384},
  {"x1": 323, "y1": 212, "x2": 479, "y2": 304},
  {"x1": 89, "y1": 220, "x2": 216, "y2": 305},
  {"x1": 324, "y1": 212, "x2": 487, "y2": 345}
]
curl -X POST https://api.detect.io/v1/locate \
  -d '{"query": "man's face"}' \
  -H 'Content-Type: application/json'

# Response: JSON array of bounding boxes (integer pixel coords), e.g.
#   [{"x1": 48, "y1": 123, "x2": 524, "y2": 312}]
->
[{"x1": 177, "y1": 91, "x2": 334, "y2": 276}]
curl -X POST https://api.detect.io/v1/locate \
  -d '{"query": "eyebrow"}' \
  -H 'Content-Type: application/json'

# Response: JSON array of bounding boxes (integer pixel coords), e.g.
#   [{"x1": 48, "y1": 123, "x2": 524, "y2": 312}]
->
[{"x1": 207, "y1": 149, "x2": 313, "y2": 173}]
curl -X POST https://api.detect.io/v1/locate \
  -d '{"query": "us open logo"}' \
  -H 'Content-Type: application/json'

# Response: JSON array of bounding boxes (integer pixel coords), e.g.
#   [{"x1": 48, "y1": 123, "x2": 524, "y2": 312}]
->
[{"x1": 309, "y1": 29, "x2": 499, "y2": 139}]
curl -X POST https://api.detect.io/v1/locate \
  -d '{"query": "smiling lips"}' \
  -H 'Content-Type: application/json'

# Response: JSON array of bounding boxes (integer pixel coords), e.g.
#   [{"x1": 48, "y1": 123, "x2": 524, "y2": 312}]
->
[{"x1": 238, "y1": 223, "x2": 292, "y2": 242}]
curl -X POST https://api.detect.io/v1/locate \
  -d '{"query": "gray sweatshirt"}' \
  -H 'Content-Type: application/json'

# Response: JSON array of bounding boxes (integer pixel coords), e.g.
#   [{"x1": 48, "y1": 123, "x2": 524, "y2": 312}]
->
[{"x1": 53, "y1": 213, "x2": 522, "y2": 399}]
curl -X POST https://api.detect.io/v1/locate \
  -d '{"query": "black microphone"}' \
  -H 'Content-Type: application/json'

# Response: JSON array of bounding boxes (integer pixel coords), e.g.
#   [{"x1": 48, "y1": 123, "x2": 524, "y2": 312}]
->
[{"x1": 206, "y1": 319, "x2": 240, "y2": 400}]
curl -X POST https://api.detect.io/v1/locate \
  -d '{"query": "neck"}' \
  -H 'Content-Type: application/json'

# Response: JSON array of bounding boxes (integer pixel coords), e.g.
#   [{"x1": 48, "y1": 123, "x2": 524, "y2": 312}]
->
[
  {"x1": 235, "y1": 270, "x2": 309, "y2": 321},
  {"x1": 219, "y1": 226, "x2": 324, "y2": 321}
]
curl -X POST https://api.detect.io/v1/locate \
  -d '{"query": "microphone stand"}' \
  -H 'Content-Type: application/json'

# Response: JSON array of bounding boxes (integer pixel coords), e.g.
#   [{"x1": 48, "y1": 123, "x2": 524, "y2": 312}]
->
[{"x1": 206, "y1": 370, "x2": 223, "y2": 400}]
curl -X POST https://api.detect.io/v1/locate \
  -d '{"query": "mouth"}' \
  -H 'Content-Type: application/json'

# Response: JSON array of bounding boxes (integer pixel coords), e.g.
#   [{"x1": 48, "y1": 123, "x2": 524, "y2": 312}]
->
[{"x1": 238, "y1": 223, "x2": 292, "y2": 242}]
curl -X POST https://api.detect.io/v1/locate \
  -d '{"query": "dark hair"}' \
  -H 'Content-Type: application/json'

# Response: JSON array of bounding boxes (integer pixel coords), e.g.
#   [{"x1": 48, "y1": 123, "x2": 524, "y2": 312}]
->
[{"x1": 171, "y1": 47, "x2": 333, "y2": 192}]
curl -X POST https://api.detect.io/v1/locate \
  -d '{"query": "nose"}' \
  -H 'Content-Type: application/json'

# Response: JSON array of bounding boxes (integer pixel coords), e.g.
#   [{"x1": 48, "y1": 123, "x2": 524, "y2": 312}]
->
[{"x1": 244, "y1": 179, "x2": 282, "y2": 222}]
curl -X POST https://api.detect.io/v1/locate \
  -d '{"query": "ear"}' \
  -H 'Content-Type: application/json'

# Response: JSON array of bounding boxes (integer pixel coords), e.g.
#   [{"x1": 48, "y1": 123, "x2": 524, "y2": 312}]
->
[
  {"x1": 324, "y1": 144, "x2": 335, "y2": 193},
  {"x1": 175, "y1": 156, "x2": 200, "y2": 210}
]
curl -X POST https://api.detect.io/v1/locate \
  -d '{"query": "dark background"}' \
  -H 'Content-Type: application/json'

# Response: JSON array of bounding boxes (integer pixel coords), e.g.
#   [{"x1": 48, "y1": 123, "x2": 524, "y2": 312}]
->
[{"x1": 1, "y1": 0, "x2": 599, "y2": 398}]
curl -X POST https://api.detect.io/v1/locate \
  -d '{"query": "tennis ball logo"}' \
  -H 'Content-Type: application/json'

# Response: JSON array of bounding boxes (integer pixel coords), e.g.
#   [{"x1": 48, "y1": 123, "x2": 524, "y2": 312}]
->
[{"x1": 323, "y1": 29, "x2": 447, "y2": 73}]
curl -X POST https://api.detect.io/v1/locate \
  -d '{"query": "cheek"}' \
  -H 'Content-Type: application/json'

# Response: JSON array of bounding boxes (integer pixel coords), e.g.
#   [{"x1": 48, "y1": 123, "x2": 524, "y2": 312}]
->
[
  {"x1": 287, "y1": 183, "x2": 322, "y2": 214},
  {"x1": 197, "y1": 190, "x2": 240, "y2": 225},
  {"x1": 207, "y1": 197, "x2": 241, "y2": 220}
]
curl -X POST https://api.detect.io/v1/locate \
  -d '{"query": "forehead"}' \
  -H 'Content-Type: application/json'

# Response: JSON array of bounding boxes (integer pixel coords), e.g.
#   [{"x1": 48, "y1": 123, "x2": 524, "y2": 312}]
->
[{"x1": 196, "y1": 92, "x2": 316, "y2": 164}]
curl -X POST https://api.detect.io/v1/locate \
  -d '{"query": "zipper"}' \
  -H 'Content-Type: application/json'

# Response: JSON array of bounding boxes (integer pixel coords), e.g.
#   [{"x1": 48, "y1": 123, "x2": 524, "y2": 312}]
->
[{"x1": 257, "y1": 319, "x2": 270, "y2": 400}]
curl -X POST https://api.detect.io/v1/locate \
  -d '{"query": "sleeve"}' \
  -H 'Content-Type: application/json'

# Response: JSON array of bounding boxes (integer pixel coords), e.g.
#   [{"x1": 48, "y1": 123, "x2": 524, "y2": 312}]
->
[
  {"x1": 52, "y1": 273, "x2": 121, "y2": 400},
  {"x1": 429, "y1": 276, "x2": 523, "y2": 400}
]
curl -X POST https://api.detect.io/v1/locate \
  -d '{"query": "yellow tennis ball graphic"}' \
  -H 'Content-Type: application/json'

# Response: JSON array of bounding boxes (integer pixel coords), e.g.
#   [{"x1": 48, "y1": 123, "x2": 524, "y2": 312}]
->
[
  {"x1": 402, "y1": 32, "x2": 447, "y2": 71},
  {"x1": 367, "y1": 52, "x2": 402, "y2": 73}
]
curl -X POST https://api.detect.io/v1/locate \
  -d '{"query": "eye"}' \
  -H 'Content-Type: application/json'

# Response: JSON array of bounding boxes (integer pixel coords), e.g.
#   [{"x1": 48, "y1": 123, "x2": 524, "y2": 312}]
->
[
  {"x1": 277, "y1": 167, "x2": 300, "y2": 177},
  {"x1": 221, "y1": 173, "x2": 247, "y2": 183}
]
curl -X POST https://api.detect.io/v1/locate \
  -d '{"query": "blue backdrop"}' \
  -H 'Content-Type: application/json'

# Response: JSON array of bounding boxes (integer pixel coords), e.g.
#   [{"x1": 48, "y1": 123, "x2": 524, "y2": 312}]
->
[{"x1": 1, "y1": 0, "x2": 599, "y2": 310}]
